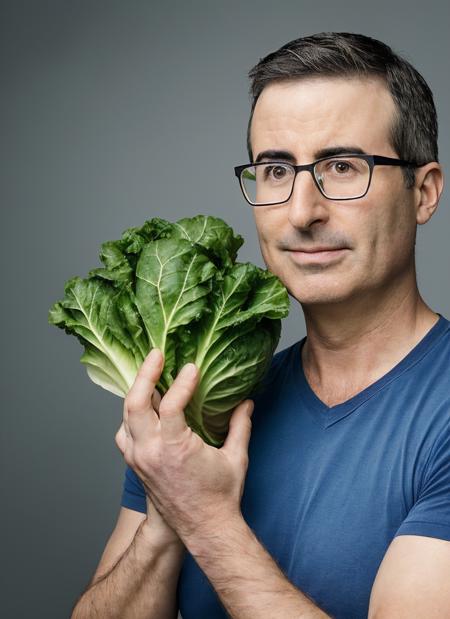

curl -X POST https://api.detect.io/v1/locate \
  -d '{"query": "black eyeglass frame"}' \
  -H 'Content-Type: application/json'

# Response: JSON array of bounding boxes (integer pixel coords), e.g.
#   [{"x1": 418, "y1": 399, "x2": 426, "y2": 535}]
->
[{"x1": 234, "y1": 154, "x2": 423, "y2": 205}]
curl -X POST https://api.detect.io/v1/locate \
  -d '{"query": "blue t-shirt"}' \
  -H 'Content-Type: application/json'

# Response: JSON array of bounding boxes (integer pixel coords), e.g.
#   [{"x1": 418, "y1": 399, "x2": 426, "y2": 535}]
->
[{"x1": 121, "y1": 314, "x2": 450, "y2": 619}]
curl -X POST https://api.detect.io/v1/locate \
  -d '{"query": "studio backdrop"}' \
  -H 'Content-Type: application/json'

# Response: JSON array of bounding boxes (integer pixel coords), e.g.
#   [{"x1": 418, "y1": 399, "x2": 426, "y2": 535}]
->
[{"x1": 2, "y1": 1, "x2": 449, "y2": 617}]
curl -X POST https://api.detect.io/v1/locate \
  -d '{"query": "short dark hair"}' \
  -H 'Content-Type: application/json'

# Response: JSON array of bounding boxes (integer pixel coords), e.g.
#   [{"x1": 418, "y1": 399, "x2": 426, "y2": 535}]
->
[{"x1": 246, "y1": 32, "x2": 438, "y2": 188}]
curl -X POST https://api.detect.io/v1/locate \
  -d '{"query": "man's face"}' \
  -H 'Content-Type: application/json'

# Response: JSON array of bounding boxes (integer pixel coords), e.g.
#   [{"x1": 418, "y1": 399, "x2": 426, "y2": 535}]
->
[{"x1": 249, "y1": 77, "x2": 418, "y2": 307}]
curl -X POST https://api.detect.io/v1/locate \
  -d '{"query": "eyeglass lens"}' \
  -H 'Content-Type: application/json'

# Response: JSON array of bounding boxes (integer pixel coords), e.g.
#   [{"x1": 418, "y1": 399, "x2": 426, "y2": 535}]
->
[{"x1": 241, "y1": 157, "x2": 371, "y2": 204}]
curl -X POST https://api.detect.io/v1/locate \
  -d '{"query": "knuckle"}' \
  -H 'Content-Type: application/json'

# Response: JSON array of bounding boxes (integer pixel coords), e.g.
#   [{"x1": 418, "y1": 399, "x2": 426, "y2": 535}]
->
[
  {"x1": 133, "y1": 446, "x2": 147, "y2": 470},
  {"x1": 125, "y1": 393, "x2": 143, "y2": 413},
  {"x1": 114, "y1": 426, "x2": 126, "y2": 452},
  {"x1": 114, "y1": 429, "x2": 122, "y2": 447},
  {"x1": 133, "y1": 443, "x2": 159, "y2": 472},
  {"x1": 158, "y1": 399, "x2": 176, "y2": 417},
  {"x1": 161, "y1": 388, "x2": 190, "y2": 412},
  {"x1": 123, "y1": 449, "x2": 134, "y2": 467}
]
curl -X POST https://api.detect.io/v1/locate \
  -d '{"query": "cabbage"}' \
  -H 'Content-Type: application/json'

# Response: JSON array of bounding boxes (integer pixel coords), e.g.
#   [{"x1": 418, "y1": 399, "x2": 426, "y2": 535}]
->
[{"x1": 48, "y1": 215, "x2": 289, "y2": 446}]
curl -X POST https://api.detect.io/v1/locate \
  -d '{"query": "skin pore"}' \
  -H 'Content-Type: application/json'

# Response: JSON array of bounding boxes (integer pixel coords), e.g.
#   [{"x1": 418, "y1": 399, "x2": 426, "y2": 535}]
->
[{"x1": 250, "y1": 77, "x2": 444, "y2": 406}]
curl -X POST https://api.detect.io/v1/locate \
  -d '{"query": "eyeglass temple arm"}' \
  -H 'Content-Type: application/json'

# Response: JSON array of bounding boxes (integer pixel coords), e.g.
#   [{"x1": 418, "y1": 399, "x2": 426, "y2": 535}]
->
[{"x1": 372, "y1": 155, "x2": 421, "y2": 167}]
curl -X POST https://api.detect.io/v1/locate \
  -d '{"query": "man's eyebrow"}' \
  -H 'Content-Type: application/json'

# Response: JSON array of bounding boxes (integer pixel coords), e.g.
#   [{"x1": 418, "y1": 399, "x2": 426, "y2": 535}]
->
[
  {"x1": 255, "y1": 150, "x2": 296, "y2": 163},
  {"x1": 314, "y1": 145, "x2": 367, "y2": 159},
  {"x1": 254, "y1": 146, "x2": 368, "y2": 164}
]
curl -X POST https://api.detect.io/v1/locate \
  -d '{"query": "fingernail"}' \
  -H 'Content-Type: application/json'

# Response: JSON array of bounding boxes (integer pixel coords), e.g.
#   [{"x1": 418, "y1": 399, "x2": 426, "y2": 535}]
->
[
  {"x1": 149, "y1": 348, "x2": 162, "y2": 362},
  {"x1": 182, "y1": 363, "x2": 197, "y2": 379}
]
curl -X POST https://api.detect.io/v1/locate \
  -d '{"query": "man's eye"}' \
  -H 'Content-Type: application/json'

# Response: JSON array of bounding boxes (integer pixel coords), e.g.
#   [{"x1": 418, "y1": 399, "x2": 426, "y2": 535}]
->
[
  {"x1": 333, "y1": 161, "x2": 352, "y2": 173},
  {"x1": 264, "y1": 165, "x2": 289, "y2": 180}
]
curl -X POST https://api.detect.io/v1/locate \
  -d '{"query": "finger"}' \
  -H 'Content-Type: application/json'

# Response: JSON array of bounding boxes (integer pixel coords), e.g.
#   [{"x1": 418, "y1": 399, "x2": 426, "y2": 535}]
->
[
  {"x1": 127, "y1": 349, "x2": 164, "y2": 412},
  {"x1": 126, "y1": 349, "x2": 163, "y2": 440},
  {"x1": 222, "y1": 399, "x2": 254, "y2": 459},
  {"x1": 159, "y1": 363, "x2": 199, "y2": 443}
]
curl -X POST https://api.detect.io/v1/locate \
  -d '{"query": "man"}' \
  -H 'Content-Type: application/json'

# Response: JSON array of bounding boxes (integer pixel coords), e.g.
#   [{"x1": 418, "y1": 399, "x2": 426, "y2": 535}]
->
[{"x1": 71, "y1": 33, "x2": 448, "y2": 619}]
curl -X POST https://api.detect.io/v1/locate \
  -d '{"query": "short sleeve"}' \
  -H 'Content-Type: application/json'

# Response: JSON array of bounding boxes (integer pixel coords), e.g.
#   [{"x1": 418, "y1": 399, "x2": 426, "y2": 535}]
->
[
  {"x1": 395, "y1": 417, "x2": 450, "y2": 541},
  {"x1": 120, "y1": 465, "x2": 147, "y2": 514}
]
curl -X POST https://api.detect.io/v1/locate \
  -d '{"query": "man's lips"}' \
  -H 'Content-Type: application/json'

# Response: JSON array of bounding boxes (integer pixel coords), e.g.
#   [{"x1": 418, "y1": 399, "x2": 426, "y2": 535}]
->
[
  {"x1": 286, "y1": 246, "x2": 349, "y2": 265},
  {"x1": 287, "y1": 246, "x2": 347, "y2": 252}
]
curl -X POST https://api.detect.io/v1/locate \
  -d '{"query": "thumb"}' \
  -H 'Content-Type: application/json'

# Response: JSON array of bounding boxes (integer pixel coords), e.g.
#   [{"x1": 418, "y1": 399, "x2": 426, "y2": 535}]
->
[{"x1": 222, "y1": 399, "x2": 254, "y2": 459}]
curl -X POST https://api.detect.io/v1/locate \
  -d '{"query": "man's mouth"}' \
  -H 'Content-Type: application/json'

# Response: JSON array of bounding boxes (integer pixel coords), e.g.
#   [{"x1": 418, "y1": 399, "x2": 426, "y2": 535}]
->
[{"x1": 286, "y1": 246, "x2": 349, "y2": 265}]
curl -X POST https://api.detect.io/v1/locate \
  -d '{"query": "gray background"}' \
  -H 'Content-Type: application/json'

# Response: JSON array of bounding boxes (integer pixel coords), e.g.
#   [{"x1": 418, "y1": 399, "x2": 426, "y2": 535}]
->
[{"x1": 2, "y1": 1, "x2": 449, "y2": 617}]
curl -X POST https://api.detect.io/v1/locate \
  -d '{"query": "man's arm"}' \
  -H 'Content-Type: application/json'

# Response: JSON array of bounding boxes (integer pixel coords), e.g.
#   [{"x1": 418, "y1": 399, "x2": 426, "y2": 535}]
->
[
  {"x1": 186, "y1": 512, "x2": 331, "y2": 619},
  {"x1": 71, "y1": 510, "x2": 185, "y2": 619},
  {"x1": 367, "y1": 534, "x2": 450, "y2": 618},
  {"x1": 187, "y1": 521, "x2": 450, "y2": 619}
]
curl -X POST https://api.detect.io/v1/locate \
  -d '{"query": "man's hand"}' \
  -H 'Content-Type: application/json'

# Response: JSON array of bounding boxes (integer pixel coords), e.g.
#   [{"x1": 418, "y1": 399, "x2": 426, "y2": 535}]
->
[{"x1": 115, "y1": 348, "x2": 254, "y2": 545}]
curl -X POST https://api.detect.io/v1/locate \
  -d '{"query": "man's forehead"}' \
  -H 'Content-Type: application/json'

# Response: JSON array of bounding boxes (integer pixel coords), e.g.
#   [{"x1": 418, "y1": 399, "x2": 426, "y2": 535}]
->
[{"x1": 250, "y1": 76, "x2": 397, "y2": 158}]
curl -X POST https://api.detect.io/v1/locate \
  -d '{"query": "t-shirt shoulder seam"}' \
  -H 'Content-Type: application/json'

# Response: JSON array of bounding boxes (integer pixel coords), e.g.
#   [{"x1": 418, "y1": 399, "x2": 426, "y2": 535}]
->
[{"x1": 417, "y1": 414, "x2": 450, "y2": 492}]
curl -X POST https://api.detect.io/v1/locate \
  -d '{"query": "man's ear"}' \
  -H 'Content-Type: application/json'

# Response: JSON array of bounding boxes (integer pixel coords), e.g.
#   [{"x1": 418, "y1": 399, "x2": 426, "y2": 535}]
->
[{"x1": 414, "y1": 162, "x2": 444, "y2": 225}]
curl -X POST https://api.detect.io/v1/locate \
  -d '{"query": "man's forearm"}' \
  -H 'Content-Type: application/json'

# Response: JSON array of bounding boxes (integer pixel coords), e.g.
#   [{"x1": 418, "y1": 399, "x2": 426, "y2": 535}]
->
[
  {"x1": 186, "y1": 513, "x2": 332, "y2": 619},
  {"x1": 71, "y1": 520, "x2": 185, "y2": 619}
]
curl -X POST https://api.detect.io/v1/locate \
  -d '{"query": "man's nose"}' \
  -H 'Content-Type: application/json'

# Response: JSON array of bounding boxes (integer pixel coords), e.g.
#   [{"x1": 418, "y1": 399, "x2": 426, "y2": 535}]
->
[{"x1": 287, "y1": 170, "x2": 330, "y2": 230}]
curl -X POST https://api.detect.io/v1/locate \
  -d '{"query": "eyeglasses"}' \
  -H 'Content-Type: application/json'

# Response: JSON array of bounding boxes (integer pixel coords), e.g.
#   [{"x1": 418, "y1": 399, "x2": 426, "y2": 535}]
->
[{"x1": 234, "y1": 154, "x2": 422, "y2": 206}]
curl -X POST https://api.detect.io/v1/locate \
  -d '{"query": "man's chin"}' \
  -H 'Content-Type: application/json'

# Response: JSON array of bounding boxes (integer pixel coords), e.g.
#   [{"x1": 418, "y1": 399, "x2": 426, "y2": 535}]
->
[
  {"x1": 264, "y1": 256, "x2": 358, "y2": 306},
  {"x1": 286, "y1": 284, "x2": 355, "y2": 307}
]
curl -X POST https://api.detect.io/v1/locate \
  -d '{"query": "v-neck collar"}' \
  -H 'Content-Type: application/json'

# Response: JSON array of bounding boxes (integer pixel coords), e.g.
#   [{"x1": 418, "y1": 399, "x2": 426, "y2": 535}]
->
[{"x1": 293, "y1": 314, "x2": 450, "y2": 429}]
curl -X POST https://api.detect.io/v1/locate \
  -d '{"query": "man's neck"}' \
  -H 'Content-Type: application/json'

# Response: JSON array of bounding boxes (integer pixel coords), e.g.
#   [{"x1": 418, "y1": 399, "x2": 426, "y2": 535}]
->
[{"x1": 300, "y1": 280, "x2": 439, "y2": 406}]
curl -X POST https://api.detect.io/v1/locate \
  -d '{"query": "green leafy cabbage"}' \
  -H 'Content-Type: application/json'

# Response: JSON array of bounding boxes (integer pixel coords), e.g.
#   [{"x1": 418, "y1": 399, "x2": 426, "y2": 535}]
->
[{"x1": 48, "y1": 215, "x2": 289, "y2": 446}]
